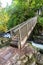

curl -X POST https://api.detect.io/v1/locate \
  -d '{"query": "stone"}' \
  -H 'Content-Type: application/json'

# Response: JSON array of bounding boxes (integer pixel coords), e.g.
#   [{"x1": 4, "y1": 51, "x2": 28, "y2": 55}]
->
[
  {"x1": 17, "y1": 60, "x2": 21, "y2": 65},
  {"x1": 26, "y1": 53, "x2": 33, "y2": 59},
  {"x1": 30, "y1": 61, "x2": 36, "y2": 65},
  {"x1": 5, "y1": 61, "x2": 11, "y2": 65},
  {"x1": 20, "y1": 55, "x2": 26, "y2": 60},
  {"x1": 22, "y1": 57, "x2": 28, "y2": 63}
]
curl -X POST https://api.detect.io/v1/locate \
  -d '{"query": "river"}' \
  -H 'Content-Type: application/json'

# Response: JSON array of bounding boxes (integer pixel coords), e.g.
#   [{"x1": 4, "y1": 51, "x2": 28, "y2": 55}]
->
[{"x1": 31, "y1": 41, "x2": 43, "y2": 49}]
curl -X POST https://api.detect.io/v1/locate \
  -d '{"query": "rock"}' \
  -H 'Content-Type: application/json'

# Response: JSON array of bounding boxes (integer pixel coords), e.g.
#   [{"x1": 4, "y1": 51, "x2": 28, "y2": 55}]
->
[
  {"x1": 26, "y1": 53, "x2": 33, "y2": 59},
  {"x1": 20, "y1": 55, "x2": 26, "y2": 60},
  {"x1": 17, "y1": 60, "x2": 21, "y2": 65},
  {"x1": 22, "y1": 57, "x2": 28, "y2": 63},
  {"x1": 36, "y1": 53, "x2": 43, "y2": 65},
  {"x1": 30, "y1": 61, "x2": 36, "y2": 65},
  {"x1": 0, "y1": 40, "x2": 1, "y2": 44},
  {"x1": 5, "y1": 61, "x2": 11, "y2": 65}
]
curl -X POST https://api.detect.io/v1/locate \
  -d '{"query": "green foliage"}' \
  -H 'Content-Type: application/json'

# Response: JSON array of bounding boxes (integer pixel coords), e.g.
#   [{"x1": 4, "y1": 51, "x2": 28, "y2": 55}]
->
[
  {"x1": 40, "y1": 11, "x2": 43, "y2": 17},
  {"x1": 37, "y1": 16, "x2": 43, "y2": 28},
  {"x1": 32, "y1": 16, "x2": 43, "y2": 35},
  {"x1": 7, "y1": 0, "x2": 35, "y2": 29},
  {"x1": 0, "y1": 9, "x2": 9, "y2": 32},
  {"x1": 0, "y1": 0, "x2": 43, "y2": 32},
  {"x1": 27, "y1": 9, "x2": 35, "y2": 18}
]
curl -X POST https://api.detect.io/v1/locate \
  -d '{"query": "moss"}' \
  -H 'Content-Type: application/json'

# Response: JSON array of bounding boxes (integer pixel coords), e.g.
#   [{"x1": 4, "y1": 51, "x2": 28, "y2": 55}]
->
[{"x1": 0, "y1": 37, "x2": 11, "y2": 48}]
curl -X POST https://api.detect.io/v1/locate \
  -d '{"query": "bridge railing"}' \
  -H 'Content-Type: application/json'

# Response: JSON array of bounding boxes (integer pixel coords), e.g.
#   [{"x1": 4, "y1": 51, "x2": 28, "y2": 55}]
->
[{"x1": 6, "y1": 16, "x2": 37, "y2": 49}]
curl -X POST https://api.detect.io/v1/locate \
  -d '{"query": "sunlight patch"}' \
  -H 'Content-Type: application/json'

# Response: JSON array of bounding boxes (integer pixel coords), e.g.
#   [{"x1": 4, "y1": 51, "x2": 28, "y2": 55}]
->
[{"x1": 0, "y1": 0, "x2": 12, "y2": 8}]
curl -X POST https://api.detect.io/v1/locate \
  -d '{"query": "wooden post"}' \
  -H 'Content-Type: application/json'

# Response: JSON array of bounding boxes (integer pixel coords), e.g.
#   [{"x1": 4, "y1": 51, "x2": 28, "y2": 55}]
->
[
  {"x1": 27, "y1": 23, "x2": 28, "y2": 37},
  {"x1": 18, "y1": 28, "x2": 21, "y2": 50}
]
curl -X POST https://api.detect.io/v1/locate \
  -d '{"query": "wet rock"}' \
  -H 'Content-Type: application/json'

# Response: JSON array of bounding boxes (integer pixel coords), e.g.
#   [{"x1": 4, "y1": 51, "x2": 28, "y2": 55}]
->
[
  {"x1": 30, "y1": 61, "x2": 36, "y2": 65},
  {"x1": 26, "y1": 53, "x2": 33, "y2": 59},
  {"x1": 36, "y1": 52, "x2": 43, "y2": 65},
  {"x1": 17, "y1": 60, "x2": 22, "y2": 65},
  {"x1": 20, "y1": 55, "x2": 26, "y2": 60},
  {"x1": 22, "y1": 57, "x2": 28, "y2": 63}
]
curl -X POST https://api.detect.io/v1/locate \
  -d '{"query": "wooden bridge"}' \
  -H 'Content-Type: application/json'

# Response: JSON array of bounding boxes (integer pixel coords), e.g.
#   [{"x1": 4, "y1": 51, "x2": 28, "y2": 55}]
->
[
  {"x1": 6, "y1": 16, "x2": 37, "y2": 49},
  {"x1": 0, "y1": 16, "x2": 37, "y2": 65}
]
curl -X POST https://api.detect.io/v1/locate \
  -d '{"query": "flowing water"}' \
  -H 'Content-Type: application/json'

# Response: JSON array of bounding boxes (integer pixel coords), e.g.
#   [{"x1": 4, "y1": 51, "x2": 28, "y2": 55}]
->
[{"x1": 31, "y1": 41, "x2": 43, "y2": 49}]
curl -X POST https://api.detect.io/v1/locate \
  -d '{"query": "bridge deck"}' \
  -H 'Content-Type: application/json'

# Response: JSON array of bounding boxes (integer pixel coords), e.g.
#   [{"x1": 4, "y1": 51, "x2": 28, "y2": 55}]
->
[{"x1": 0, "y1": 43, "x2": 35, "y2": 65}]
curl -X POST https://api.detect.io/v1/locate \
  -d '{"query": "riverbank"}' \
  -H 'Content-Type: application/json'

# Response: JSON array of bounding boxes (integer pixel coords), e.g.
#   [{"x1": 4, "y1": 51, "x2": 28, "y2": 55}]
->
[{"x1": 0, "y1": 42, "x2": 43, "y2": 65}]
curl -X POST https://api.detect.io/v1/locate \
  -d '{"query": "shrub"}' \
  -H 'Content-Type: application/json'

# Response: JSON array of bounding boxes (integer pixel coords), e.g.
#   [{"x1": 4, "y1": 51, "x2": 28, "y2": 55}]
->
[
  {"x1": 40, "y1": 11, "x2": 43, "y2": 17},
  {"x1": 37, "y1": 16, "x2": 43, "y2": 28},
  {"x1": 28, "y1": 10, "x2": 35, "y2": 18}
]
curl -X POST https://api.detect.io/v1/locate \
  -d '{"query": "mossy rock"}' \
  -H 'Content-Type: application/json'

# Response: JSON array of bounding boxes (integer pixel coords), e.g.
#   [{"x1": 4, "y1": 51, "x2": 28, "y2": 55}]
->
[{"x1": 0, "y1": 37, "x2": 11, "y2": 48}]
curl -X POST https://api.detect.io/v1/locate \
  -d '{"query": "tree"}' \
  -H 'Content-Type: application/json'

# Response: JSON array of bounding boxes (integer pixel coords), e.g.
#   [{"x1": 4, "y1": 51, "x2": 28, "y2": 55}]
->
[
  {"x1": 0, "y1": 0, "x2": 43, "y2": 32},
  {"x1": 0, "y1": 9, "x2": 9, "y2": 32}
]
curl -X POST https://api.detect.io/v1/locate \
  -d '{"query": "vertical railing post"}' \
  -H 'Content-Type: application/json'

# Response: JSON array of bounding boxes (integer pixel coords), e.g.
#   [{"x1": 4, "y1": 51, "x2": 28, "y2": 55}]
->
[
  {"x1": 18, "y1": 28, "x2": 21, "y2": 50},
  {"x1": 27, "y1": 23, "x2": 28, "y2": 37}
]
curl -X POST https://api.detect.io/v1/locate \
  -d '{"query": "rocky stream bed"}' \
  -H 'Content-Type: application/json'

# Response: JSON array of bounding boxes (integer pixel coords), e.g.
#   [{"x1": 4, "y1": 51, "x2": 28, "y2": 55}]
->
[{"x1": 0, "y1": 42, "x2": 43, "y2": 65}]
